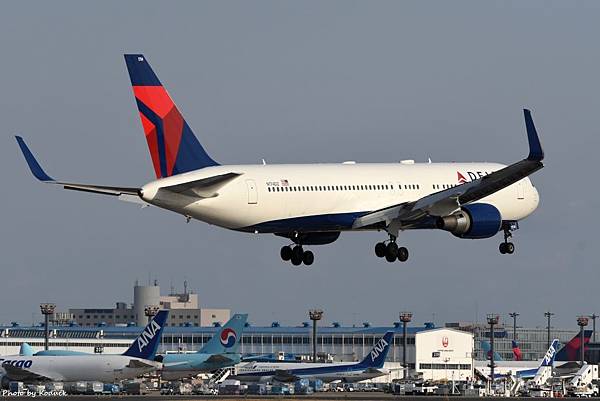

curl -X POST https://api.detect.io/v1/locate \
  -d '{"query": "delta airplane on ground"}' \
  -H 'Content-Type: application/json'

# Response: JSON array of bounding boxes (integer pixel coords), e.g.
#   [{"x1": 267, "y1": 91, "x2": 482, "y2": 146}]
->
[
  {"x1": 16, "y1": 54, "x2": 544, "y2": 266},
  {"x1": 160, "y1": 313, "x2": 247, "y2": 380},
  {"x1": 0, "y1": 311, "x2": 167, "y2": 386},
  {"x1": 232, "y1": 331, "x2": 394, "y2": 383}
]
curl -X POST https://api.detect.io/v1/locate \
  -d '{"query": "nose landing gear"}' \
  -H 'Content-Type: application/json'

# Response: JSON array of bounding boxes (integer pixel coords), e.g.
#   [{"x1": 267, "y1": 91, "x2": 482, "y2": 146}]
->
[{"x1": 499, "y1": 221, "x2": 518, "y2": 255}]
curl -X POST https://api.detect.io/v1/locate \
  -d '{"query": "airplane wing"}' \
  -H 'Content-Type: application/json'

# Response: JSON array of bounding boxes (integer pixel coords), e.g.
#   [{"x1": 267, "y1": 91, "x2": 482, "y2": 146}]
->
[
  {"x1": 127, "y1": 359, "x2": 159, "y2": 369},
  {"x1": 3, "y1": 364, "x2": 54, "y2": 381},
  {"x1": 205, "y1": 354, "x2": 235, "y2": 364},
  {"x1": 353, "y1": 109, "x2": 544, "y2": 230},
  {"x1": 16, "y1": 136, "x2": 141, "y2": 199},
  {"x1": 272, "y1": 369, "x2": 300, "y2": 383}
]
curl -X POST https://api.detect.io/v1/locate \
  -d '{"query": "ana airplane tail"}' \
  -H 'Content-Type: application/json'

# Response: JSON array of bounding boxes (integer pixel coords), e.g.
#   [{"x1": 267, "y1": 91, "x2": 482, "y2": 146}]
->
[
  {"x1": 122, "y1": 310, "x2": 169, "y2": 360},
  {"x1": 199, "y1": 314, "x2": 248, "y2": 355},
  {"x1": 555, "y1": 330, "x2": 592, "y2": 361},
  {"x1": 358, "y1": 331, "x2": 394, "y2": 369},
  {"x1": 124, "y1": 54, "x2": 219, "y2": 179},
  {"x1": 540, "y1": 339, "x2": 560, "y2": 367}
]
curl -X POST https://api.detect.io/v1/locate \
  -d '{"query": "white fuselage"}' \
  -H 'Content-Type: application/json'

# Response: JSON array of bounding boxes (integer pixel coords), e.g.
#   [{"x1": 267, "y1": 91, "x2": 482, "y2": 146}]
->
[
  {"x1": 0, "y1": 355, "x2": 160, "y2": 383},
  {"x1": 140, "y1": 162, "x2": 540, "y2": 233},
  {"x1": 234, "y1": 361, "x2": 385, "y2": 383}
]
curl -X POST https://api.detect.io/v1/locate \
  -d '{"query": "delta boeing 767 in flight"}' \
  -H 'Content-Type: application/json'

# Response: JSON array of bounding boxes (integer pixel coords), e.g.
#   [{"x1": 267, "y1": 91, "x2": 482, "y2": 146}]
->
[{"x1": 16, "y1": 54, "x2": 544, "y2": 266}]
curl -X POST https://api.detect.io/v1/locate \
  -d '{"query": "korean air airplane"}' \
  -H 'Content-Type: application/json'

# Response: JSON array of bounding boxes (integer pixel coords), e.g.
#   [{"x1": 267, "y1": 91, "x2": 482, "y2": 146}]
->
[
  {"x1": 0, "y1": 311, "x2": 167, "y2": 385},
  {"x1": 160, "y1": 313, "x2": 247, "y2": 380},
  {"x1": 16, "y1": 54, "x2": 544, "y2": 266},
  {"x1": 232, "y1": 331, "x2": 394, "y2": 383}
]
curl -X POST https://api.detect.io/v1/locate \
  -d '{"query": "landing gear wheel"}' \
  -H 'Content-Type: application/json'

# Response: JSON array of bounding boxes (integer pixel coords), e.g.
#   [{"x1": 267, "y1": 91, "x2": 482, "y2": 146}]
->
[
  {"x1": 499, "y1": 243, "x2": 507, "y2": 254},
  {"x1": 397, "y1": 247, "x2": 409, "y2": 262},
  {"x1": 375, "y1": 242, "x2": 386, "y2": 258},
  {"x1": 291, "y1": 254, "x2": 302, "y2": 266},
  {"x1": 280, "y1": 246, "x2": 292, "y2": 261},
  {"x1": 385, "y1": 242, "x2": 398, "y2": 262},
  {"x1": 292, "y1": 245, "x2": 303, "y2": 259},
  {"x1": 505, "y1": 242, "x2": 515, "y2": 254},
  {"x1": 302, "y1": 250, "x2": 314, "y2": 266}
]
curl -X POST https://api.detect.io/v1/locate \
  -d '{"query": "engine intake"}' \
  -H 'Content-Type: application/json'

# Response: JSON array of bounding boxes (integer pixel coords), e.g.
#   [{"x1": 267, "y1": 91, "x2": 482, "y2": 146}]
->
[{"x1": 436, "y1": 203, "x2": 502, "y2": 239}]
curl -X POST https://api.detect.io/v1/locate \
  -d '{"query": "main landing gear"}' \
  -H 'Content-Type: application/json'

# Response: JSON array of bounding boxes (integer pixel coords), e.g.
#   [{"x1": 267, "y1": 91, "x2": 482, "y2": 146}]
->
[
  {"x1": 499, "y1": 221, "x2": 518, "y2": 255},
  {"x1": 374, "y1": 238, "x2": 409, "y2": 263},
  {"x1": 280, "y1": 245, "x2": 314, "y2": 266}
]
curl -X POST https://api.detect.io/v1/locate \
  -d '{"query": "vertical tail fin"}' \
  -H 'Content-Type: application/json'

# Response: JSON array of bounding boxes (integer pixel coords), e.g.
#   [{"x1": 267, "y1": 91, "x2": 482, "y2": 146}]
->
[
  {"x1": 124, "y1": 54, "x2": 219, "y2": 179},
  {"x1": 480, "y1": 340, "x2": 504, "y2": 361},
  {"x1": 122, "y1": 310, "x2": 168, "y2": 360},
  {"x1": 555, "y1": 330, "x2": 592, "y2": 361},
  {"x1": 359, "y1": 331, "x2": 394, "y2": 369},
  {"x1": 512, "y1": 340, "x2": 522, "y2": 361},
  {"x1": 540, "y1": 339, "x2": 560, "y2": 367},
  {"x1": 199, "y1": 314, "x2": 248, "y2": 355}
]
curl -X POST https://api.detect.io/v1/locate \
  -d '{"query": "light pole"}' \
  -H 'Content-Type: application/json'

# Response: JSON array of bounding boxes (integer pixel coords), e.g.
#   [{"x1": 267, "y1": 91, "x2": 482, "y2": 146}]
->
[
  {"x1": 399, "y1": 312, "x2": 413, "y2": 379},
  {"x1": 144, "y1": 305, "x2": 159, "y2": 324},
  {"x1": 577, "y1": 316, "x2": 589, "y2": 366},
  {"x1": 486, "y1": 314, "x2": 499, "y2": 384},
  {"x1": 590, "y1": 314, "x2": 597, "y2": 343},
  {"x1": 40, "y1": 303, "x2": 56, "y2": 350},
  {"x1": 544, "y1": 311, "x2": 554, "y2": 350},
  {"x1": 309, "y1": 309, "x2": 323, "y2": 363}
]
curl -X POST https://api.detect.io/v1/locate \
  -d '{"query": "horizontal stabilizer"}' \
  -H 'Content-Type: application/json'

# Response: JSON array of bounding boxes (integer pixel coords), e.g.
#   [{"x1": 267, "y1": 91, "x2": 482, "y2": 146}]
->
[{"x1": 159, "y1": 172, "x2": 242, "y2": 198}]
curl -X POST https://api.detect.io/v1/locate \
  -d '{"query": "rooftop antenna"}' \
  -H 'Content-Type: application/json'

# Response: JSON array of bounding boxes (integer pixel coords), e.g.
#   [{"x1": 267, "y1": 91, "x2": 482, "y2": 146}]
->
[
  {"x1": 184, "y1": 280, "x2": 188, "y2": 295},
  {"x1": 262, "y1": 158, "x2": 267, "y2": 165}
]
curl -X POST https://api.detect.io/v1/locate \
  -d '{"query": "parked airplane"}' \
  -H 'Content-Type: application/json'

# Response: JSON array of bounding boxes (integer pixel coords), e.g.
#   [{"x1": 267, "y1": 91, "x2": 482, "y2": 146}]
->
[
  {"x1": 160, "y1": 313, "x2": 247, "y2": 380},
  {"x1": 480, "y1": 340, "x2": 503, "y2": 362},
  {"x1": 0, "y1": 311, "x2": 167, "y2": 385},
  {"x1": 232, "y1": 331, "x2": 394, "y2": 383},
  {"x1": 16, "y1": 54, "x2": 544, "y2": 266},
  {"x1": 475, "y1": 339, "x2": 563, "y2": 380}
]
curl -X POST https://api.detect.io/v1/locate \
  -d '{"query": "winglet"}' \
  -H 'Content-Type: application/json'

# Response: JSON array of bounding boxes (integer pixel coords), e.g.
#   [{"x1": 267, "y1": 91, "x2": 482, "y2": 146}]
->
[
  {"x1": 524, "y1": 109, "x2": 544, "y2": 161},
  {"x1": 15, "y1": 136, "x2": 54, "y2": 182}
]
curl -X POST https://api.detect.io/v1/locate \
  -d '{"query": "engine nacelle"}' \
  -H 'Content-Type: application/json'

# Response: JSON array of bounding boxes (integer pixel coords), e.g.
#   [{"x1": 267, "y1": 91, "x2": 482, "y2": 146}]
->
[{"x1": 436, "y1": 203, "x2": 502, "y2": 239}]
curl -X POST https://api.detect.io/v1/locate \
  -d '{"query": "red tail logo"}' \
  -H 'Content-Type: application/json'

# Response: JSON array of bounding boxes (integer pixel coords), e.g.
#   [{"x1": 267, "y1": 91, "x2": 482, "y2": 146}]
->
[{"x1": 457, "y1": 172, "x2": 467, "y2": 184}]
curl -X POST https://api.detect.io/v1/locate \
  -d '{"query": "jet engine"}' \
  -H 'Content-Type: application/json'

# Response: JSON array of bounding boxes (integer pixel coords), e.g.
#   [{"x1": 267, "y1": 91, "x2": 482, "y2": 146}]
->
[{"x1": 436, "y1": 203, "x2": 502, "y2": 239}]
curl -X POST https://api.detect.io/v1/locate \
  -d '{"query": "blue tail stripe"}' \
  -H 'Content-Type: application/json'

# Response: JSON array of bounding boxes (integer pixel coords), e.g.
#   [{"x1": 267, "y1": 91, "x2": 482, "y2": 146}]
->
[
  {"x1": 124, "y1": 54, "x2": 162, "y2": 86},
  {"x1": 15, "y1": 136, "x2": 54, "y2": 182}
]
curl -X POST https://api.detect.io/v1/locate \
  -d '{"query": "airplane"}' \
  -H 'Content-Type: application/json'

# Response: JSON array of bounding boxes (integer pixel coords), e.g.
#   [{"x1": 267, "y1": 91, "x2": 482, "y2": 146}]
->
[
  {"x1": 231, "y1": 331, "x2": 394, "y2": 383},
  {"x1": 0, "y1": 310, "x2": 167, "y2": 386},
  {"x1": 15, "y1": 54, "x2": 544, "y2": 266},
  {"x1": 160, "y1": 313, "x2": 248, "y2": 380}
]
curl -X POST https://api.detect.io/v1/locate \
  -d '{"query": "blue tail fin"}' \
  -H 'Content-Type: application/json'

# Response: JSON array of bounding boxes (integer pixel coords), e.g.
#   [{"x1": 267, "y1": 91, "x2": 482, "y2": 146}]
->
[
  {"x1": 199, "y1": 314, "x2": 248, "y2": 354},
  {"x1": 19, "y1": 343, "x2": 34, "y2": 356},
  {"x1": 124, "y1": 54, "x2": 219, "y2": 179},
  {"x1": 359, "y1": 331, "x2": 394, "y2": 368},
  {"x1": 480, "y1": 340, "x2": 504, "y2": 361},
  {"x1": 540, "y1": 339, "x2": 560, "y2": 367},
  {"x1": 122, "y1": 310, "x2": 168, "y2": 360}
]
